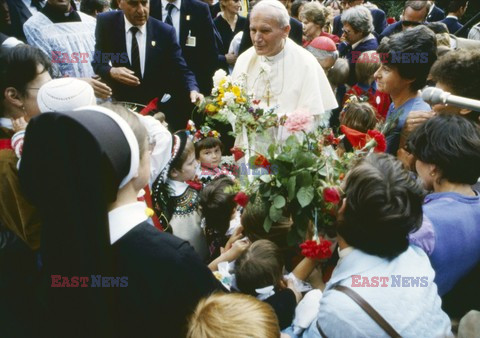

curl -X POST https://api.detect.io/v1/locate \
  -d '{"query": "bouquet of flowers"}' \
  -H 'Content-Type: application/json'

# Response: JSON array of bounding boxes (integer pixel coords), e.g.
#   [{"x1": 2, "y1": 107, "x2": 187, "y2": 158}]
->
[{"x1": 196, "y1": 69, "x2": 280, "y2": 139}]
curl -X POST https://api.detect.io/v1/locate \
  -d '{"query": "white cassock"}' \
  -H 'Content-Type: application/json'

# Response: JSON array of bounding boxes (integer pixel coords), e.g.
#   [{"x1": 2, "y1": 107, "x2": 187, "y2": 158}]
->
[
  {"x1": 232, "y1": 38, "x2": 338, "y2": 126},
  {"x1": 24, "y1": 12, "x2": 96, "y2": 78}
]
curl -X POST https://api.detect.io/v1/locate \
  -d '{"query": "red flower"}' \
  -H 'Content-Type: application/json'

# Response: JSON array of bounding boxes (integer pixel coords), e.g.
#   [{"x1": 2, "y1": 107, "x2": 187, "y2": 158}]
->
[
  {"x1": 325, "y1": 132, "x2": 340, "y2": 145},
  {"x1": 300, "y1": 238, "x2": 333, "y2": 260},
  {"x1": 139, "y1": 97, "x2": 159, "y2": 116},
  {"x1": 367, "y1": 130, "x2": 387, "y2": 153},
  {"x1": 252, "y1": 99, "x2": 261, "y2": 105},
  {"x1": 230, "y1": 147, "x2": 245, "y2": 162},
  {"x1": 386, "y1": 17, "x2": 396, "y2": 25},
  {"x1": 323, "y1": 187, "x2": 341, "y2": 204},
  {"x1": 186, "y1": 180, "x2": 203, "y2": 191},
  {"x1": 234, "y1": 192, "x2": 249, "y2": 207},
  {"x1": 253, "y1": 155, "x2": 270, "y2": 168}
]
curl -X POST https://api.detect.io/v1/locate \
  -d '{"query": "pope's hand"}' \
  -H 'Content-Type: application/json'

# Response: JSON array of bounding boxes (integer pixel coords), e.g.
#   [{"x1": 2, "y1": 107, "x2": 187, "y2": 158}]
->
[
  {"x1": 110, "y1": 67, "x2": 140, "y2": 86},
  {"x1": 190, "y1": 90, "x2": 204, "y2": 104}
]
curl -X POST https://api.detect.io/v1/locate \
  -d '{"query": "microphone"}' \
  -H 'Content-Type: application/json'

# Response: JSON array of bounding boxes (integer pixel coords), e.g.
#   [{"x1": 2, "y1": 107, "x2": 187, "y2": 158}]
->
[{"x1": 421, "y1": 87, "x2": 480, "y2": 112}]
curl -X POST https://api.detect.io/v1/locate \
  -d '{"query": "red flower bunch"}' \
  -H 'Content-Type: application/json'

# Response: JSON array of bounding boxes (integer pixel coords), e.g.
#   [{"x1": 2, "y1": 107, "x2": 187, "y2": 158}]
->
[
  {"x1": 386, "y1": 17, "x2": 396, "y2": 25},
  {"x1": 186, "y1": 179, "x2": 203, "y2": 191},
  {"x1": 300, "y1": 238, "x2": 333, "y2": 260},
  {"x1": 253, "y1": 155, "x2": 270, "y2": 168},
  {"x1": 323, "y1": 187, "x2": 341, "y2": 204},
  {"x1": 325, "y1": 132, "x2": 340, "y2": 146},
  {"x1": 230, "y1": 147, "x2": 245, "y2": 161},
  {"x1": 367, "y1": 130, "x2": 386, "y2": 153},
  {"x1": 234, "y1": 192, "x2": 249, "y2": 207}
]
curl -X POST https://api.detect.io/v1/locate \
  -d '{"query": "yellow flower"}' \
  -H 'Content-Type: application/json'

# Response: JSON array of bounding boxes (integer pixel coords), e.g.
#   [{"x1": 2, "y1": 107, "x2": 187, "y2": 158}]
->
[
  {"x1": 205, "y1": 103, "x2": 218, "y2": 114},
  {"x1": 236, "y1": 96, "x2": 246, "y2": 104},
  {"x1": 145, "y1": 208, "x2": 154, "y2": 217},
  {"x1": 219, "y1": 79, "x2": 226, "y2": 88},
  {"x1": 231, "y1": 86, "x2": 241, "y2": 97},
  {"x1": 212, "y1": 131, "x2": 219, "y2": 137}
]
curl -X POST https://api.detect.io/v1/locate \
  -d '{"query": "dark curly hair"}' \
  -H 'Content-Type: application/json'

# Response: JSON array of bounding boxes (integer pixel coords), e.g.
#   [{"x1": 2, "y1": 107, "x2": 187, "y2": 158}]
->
[
  {"x1": 337, "y1": 153, "x2": 424, "y2": 260},
  {"x1": 377, "y1": 25, "x2": 437, "y2": 92},
  {"x1": 407, "y1": 115, "x2": 480, "y2": 185}
]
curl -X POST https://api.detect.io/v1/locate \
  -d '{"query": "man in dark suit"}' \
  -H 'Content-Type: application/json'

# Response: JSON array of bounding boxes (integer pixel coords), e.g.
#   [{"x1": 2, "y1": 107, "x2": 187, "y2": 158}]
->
[
  {"x1": 149, "y1": 0, "x2": 219, "y2": 95},
  {"x1": 427, "y1": 1, "x2": 445, "y2": 22},
  {"x1": 378, "y1": 0, "x2": 430, "y2": 42},
  {"x1": 92, "y1": 0, "x2": 202, "y2": 130},
  {"x1": 5, "y1": 0, "x2": 45, "y2": 41},
  {"x1": 237, "y1": 13, "x2": 303, "y2": 55},
  {"x1": 441, "y1": 0, "x2": 469, "y2": 37},
  {"x1": 332, "y1": 0, "x2": 386, "y2": 38}
]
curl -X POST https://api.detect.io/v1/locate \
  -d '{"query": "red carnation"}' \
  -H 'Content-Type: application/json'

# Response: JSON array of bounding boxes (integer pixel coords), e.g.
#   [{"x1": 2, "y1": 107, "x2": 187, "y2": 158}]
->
[
  {"x1": 230, "y1": 147, "x2": 245, "y2": 162},
  {"x1": 323, "y1": 187, "x2": 341, "y2": 204},
  {"x1": 300, "y1": 238, "x2": 333, "y2": 260},
  {"x1": 386, "y1": 17, "x2": 396, "y2": 25},
  {"x1": 253, "y1": 155, "x2": 270, "y2": 168},
  {"x1": 186, "y1": 180, "x2": 203, "y2": 191},
  {"x1": 234, "y1": 192, "x2": 249, "y2": 207},
  {"x1": 325, "y1": 132, "x2": 340, "y2": 145},
  {"x1": 367, "y1": 130, "x2": 387, "y2": 153}
]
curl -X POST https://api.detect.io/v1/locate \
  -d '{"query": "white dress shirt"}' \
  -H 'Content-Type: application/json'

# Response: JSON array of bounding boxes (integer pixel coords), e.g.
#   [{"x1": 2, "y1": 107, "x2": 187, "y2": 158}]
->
[
  {"x1": 124, "y1": 16, "x2": 147, "y2": 77},
  {"x1": 161, "y1": 0, "x2": 182, "y2": 44},
  {"x1": 108, "y1": 202, "x2": 149, "y2": 244}
]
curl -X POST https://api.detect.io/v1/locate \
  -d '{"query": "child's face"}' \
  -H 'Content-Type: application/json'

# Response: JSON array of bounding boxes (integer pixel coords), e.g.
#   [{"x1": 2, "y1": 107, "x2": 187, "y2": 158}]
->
[
  {"x1": 199, "y1": 145, "x2": 222, "y2": 168},
  {"x1": 173, "y1": 151, "x2": 198, "y2": 182}
]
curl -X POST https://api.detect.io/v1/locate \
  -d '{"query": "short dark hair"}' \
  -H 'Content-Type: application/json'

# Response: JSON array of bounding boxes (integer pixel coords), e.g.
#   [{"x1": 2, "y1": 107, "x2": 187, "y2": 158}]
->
[
  {"x1": 430, "y1": 50, "x2": 480, "y2": 122},
  {"x1": 407, "y1": 115, "x2": 480, "y2": 185},
  {"x1": 80, "y1": 0, "x2": 110, "y2": 15},
  {"x1": 194, "y1": 137, "x2": 224, "y2": 159},
  {"x1": 199, "y1": 176, "x2": 236, "y2": 235},
  {"x1": 340, "y1": 102, "x2": 377, "y2": 133},
  {"x1": 337, "y1": 153, "x2": 424, "y2": 259},
  {"x1": 235, "y1": 240, "x2": 284, "y2": 296},
  {"x1": 447, "y1": 0, "x2": 468, "y2": 13},
  {"x1": 290, "y1": 0, "x2": 306, "y2": 18},
  {"x1": 426, "y1": 21, "x2": 449, "y2": 34},
  {"x1": 376, "y1": 26, "x2": 437, "y2": 91},
  {"x1": 0, "y1": 45, "x2": 51, "y2": 115}
]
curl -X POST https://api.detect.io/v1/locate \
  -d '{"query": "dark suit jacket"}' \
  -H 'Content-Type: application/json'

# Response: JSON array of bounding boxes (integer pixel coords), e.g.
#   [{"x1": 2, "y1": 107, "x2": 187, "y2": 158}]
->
[
  {"x1": 378, "y1": 21, "x2": 402, "y2": 42},
  {"x1": 5, "y1": 0, "x2": 32, "y2": 41},
  {"x1": 150, "y1": 0, "x2": 219, "y2": 94},
  {"x1": 92, "y1": 11, "x2": 198, "y2": 106},
  {"x1": 338, "y1": 37, "x2": 379, "y2": 85},
  {"x1": 427, "y1": 4, "x2": 445, "y2": 22},
  {"x1": 114, "y1": 222, "x2": 222, "y2": 338},
  {"x1": 441, "y1": 16, "x2": 468, "y2": 37},
  {"x1": 237, "y1": 15, "x2": 303, "y2": 55},
  {"x1": 333, "y1": 8, "x2": 386, "y2": 38}
]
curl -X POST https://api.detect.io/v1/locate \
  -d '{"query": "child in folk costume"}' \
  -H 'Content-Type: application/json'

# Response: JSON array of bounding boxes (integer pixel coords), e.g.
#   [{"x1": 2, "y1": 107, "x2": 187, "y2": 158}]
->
[{"x1": 152, "y1": 130, "x2": 209, "y2": 260}]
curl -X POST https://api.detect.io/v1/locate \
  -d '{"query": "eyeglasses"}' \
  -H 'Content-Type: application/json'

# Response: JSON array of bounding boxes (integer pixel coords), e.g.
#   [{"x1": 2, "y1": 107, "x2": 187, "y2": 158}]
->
[
  {"x1": 342, "y1": 28, "x2": 354, "y2": 35},
  {"x1": 401, "y1": 20, "x2": 423, "y2": 27}
]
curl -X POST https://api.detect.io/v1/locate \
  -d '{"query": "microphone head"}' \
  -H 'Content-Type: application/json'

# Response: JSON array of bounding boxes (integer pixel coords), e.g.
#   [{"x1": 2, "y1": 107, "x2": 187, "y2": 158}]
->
[{"x1": 421, "y1": 87, "x2": 449, "y2": 105}]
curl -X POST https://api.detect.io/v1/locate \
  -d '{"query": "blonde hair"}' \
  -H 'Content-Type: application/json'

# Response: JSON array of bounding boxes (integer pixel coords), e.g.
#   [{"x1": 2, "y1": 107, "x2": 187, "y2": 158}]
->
[
  {"x1": 187, "y1": 293, "x2": 280, "y2": 338},
  {"x1": 300, "y1": 1, "x2": 331, "y2": 29},
  {"x1": 355, "y1": 51, "x2": 381, "y2": 85}
]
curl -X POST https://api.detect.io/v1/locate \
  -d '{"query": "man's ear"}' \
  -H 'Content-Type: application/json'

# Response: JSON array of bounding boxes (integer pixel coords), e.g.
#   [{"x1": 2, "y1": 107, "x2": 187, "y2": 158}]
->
[
  {"x1": 4, "y1": 87, "x2": 24, "y2": 109},
  {"x1": 283, "y1": 24, "x2": 291, "y2": 39},
  {"x1": 169, "y1": 168, "x2": 178, "y2": 178},
  {"x1": 459, "y1": 108, "x2": 472, "y2": 116}
]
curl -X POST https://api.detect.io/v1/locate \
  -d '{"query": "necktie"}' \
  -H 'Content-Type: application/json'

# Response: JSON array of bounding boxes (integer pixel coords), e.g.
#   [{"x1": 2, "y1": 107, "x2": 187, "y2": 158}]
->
[
  {"x1": 130, "y1": 26, "x2": 142, "y2": 79},
  {"x1": 165, "y1": 3, "x2": 175, "y2": 26},
  {"x1": 31, "y1": 0, "x2": 44, "y2": 11}
]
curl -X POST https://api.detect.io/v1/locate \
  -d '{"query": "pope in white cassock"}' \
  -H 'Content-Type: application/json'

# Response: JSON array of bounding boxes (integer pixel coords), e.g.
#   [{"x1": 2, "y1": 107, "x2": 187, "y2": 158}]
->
[{"x1": 232, "y1": 0, "x2": 338, "y2": 128}]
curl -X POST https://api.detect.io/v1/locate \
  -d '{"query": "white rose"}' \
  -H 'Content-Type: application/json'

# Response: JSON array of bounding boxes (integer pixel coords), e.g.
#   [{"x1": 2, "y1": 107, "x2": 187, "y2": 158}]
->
[
  {"x1": 221, "y1": 92, "x2": 236, "y2": 106},
  {"x1": 212, "y1": 69, "x2": 227, "y2": 88}
]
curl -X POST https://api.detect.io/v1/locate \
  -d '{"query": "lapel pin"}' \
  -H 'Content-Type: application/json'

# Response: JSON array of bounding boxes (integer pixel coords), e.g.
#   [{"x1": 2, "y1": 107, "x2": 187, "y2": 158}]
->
[
  {"x1": 152, "y1": 41, "x2": 156, "y2": 47},
  {"x1": 186, "y1": 15, "x2": 190, "y2": 21}
]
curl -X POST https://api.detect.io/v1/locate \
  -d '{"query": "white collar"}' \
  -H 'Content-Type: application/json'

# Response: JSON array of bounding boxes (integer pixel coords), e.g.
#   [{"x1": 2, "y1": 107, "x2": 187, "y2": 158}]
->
[
  {"x1": 124, "y1": 15, "x2": 147, "y2": 35},
  {"x1": 161, "y1": 0, "x2": 182, "y2": 11},
  {"x1": 0, "y1": 117, "x2": 13, "y2": 129},
  {"x1": 428, "y1": 3, "x2": 435, "y2": 15},
  {"x1": 108, "y1": 202, "x2": 148, "y2": 244},
  {"x1": 338, "y1": 246, "x2": 354, "y2": 259},
  {"x1": 446, "y1": 15, "x2": 458, "y2": 20},
  {"x1": 352, "y1": 33, "x2": 375, "y2": 50},
  {"x1": 167, "y1": 179, "x2": 189, "y2": 196}
]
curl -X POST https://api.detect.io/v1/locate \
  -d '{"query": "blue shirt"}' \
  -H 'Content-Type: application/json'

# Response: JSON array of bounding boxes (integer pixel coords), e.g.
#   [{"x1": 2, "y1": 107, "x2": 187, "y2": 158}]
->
[
  {"x1": 385, "y1": 96, "x2": 430, "y2": 154},
  {"x1": 410, "y1": 191, "x2": 480, "y2": 295}
]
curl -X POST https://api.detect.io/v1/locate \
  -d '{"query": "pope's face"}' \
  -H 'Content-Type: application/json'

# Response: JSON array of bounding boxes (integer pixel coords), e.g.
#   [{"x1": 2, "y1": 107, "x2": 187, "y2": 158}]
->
[
  {"x1": 119, "y1": 0, "x2": 149, "y2": 26},
  {"x1": 250, "y1": 11, "x2": 290, "y2": 57}
]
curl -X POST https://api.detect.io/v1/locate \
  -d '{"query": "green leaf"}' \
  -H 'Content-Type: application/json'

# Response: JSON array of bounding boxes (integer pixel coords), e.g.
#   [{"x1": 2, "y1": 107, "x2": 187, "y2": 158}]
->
[
  {"x1": 297, "y1": 171, "x2": 312, "y2": 188},
  {"x1": 263, "y1": 217, "x2": 272, "y2": 233},
  {"x1": 296, "y1": 152, "x2": 316, "y2": 168},
  {"x1": 285, "y1": 135, "x2": 299, "y2": 148},
  {"x1": 268, "y1": 143, "x2": 276, "y2": 159},
  {"x1": 269, "y1": 205, "x2": 283, "y2": 222},
  {"x1": 273, "y1": 195, "x2": 286, "y2": 208},
  {"x1": 276, "y1": 153, "x2": 293, "y2": 163},
  {"x1": 297, "y1": 186, "x2": 314, "y2": 207},
  {"x1": 259, "y1": 175, "x2": 272, "y2": 183},
  {"x1": 287, "y1": 176, "x2": 296, "y2": 200}
]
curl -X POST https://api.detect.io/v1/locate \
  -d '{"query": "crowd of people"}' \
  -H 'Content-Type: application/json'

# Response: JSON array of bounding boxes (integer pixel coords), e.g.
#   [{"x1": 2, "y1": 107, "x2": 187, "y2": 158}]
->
[{"x1": 1, "y1": 0, "x2": 480, "y2": 337}]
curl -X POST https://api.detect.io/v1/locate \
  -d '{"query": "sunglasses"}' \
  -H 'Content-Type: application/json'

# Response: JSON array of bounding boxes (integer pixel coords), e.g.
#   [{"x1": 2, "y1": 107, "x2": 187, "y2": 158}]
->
[{"x1": 401, "y1": 20, "x2": 424, "y2": 27}]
